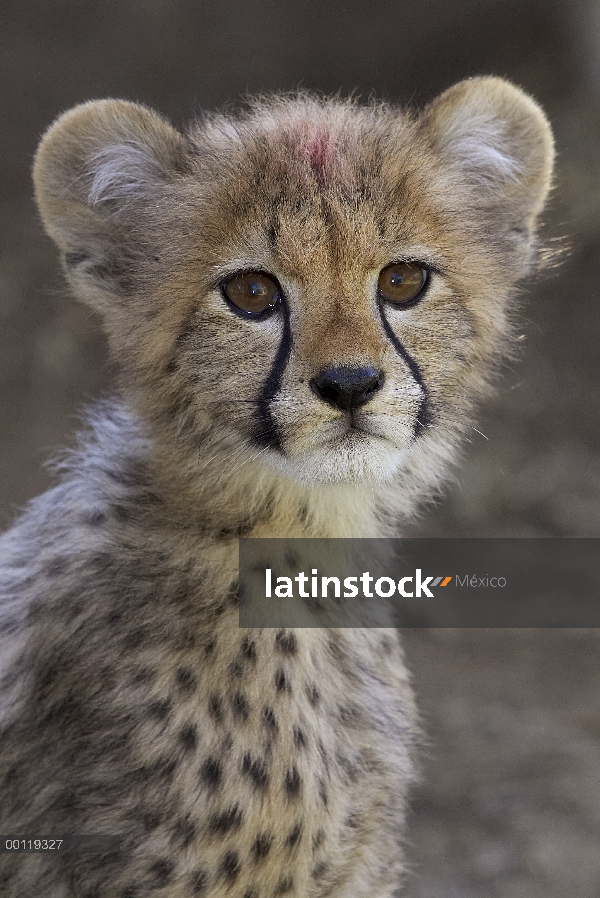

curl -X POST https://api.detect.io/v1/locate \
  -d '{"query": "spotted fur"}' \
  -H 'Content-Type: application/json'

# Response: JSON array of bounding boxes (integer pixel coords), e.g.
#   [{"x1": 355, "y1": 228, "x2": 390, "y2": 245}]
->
[{"x1": 0, "y1": 78, "x2": 554, "y2": 896}]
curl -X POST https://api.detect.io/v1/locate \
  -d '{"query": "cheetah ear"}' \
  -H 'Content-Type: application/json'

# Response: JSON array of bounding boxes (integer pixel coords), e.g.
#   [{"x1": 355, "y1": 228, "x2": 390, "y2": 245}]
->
[
  {"x1": 421, "y1": 77, "x2": 554, "y2": 266},
  {"x1": 33, "y1": 100, "x2": 189, "y2": 309}
]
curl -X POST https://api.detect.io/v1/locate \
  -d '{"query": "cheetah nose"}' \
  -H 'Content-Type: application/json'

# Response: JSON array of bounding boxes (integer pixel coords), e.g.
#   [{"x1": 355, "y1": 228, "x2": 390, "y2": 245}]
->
[{"x1": 310, "y1": 365, "x2": 384, "y2": 411}]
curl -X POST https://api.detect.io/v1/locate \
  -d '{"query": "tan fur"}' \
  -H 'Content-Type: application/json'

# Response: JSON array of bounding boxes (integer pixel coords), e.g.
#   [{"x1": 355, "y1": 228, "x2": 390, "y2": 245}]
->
[{"x1": 0, "y1": 78, "x2": 553, "y2": 897}]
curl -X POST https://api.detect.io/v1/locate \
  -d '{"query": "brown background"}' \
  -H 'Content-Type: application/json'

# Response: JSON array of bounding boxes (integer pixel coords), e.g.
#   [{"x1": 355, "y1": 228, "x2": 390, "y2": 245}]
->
[{"x1": 1, "y1": 2, "x2": 599, "y2": 895}]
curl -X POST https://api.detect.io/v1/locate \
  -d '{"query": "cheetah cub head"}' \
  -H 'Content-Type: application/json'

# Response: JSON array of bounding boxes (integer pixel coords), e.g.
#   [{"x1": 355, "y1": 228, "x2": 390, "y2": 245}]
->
[{"x1": 33, "y1": 79, "x2": 553, "y2": 489}]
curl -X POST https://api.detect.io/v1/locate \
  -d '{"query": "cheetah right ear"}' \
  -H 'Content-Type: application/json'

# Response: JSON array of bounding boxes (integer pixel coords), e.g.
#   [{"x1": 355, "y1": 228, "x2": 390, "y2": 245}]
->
[
  {"x1": 421, "y1": 77, "x2": 554, "y2": 272},
  {"x1": 33, "y1": 100, "x2": 189, "y2": 310}
]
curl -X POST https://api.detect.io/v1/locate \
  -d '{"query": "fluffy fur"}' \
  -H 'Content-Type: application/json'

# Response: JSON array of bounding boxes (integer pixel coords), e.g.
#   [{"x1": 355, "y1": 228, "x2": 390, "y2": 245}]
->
[{"x1": 0, "y1": 78, "x2": 553, "y2": 897}]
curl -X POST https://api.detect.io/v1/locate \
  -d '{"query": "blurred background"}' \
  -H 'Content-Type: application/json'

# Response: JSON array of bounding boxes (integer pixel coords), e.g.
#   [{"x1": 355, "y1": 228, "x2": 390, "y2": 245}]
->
[{"x1": 1, "y1": 1, "x2": 599, "y2": 895}]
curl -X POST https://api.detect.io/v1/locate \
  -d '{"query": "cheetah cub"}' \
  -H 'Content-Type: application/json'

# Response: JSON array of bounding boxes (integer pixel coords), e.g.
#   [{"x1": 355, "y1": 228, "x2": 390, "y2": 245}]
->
[{"x1": 0, "y1": 78, "x2": 553, "y2": 897}]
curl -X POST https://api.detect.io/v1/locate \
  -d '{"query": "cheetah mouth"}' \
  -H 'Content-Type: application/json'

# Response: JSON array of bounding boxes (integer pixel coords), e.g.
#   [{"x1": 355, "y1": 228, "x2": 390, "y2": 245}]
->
[
  {"x1": 320, "y1": 420, "x2": 395, "y2": 453},
  {"x1": 332, "y1": 412, "x2": 396, "y2": 443}
]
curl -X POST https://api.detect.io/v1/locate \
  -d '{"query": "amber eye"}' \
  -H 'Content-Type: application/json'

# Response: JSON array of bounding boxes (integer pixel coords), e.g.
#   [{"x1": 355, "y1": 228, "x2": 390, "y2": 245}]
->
[
  {"x1": 222, "y1": 271, "x2": 281, "y2": 316},
  {"x1": 377, "y1": 262, "x2": 427, "y2": 306}
]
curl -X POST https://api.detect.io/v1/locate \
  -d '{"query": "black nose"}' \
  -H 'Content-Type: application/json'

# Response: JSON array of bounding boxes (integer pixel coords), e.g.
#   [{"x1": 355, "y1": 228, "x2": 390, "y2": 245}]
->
[{"x1": 310, "y1": 366, "x2": 384, "y2": 411}]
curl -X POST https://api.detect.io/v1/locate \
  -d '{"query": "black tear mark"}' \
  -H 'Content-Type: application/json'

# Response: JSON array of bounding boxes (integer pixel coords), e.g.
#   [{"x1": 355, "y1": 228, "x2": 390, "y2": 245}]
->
[
  {"x1": 378, "y1": 304, "x2": 432, "y2": 436},
  {"x1": 253, "y1": 303, "x2": 292, "y2": 451}
]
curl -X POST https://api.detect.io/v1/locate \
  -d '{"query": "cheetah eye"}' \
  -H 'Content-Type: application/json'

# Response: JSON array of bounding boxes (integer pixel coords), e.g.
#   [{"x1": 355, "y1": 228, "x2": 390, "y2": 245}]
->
[
  {"x1": 377, "y1": 262, "x2": 427, "y2": 307},
  {"x1": 221, "y1": 271, "x2": 282, "y2": 317}
]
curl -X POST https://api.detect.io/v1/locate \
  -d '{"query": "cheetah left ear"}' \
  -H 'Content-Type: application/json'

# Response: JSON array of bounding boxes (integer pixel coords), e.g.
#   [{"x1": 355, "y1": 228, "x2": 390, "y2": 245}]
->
[
  {"x1": 421, "y1": 77, "x2": 554, "y2": 262},
  {"x1": 33, "y1": 100, "x2": 190, "y2": 313}
]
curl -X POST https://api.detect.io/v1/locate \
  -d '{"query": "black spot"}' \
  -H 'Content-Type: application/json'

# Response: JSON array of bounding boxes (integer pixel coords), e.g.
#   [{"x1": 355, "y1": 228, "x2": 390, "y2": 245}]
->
[
  {"x1": 275, "y1": 669, "x2": 291, "y2": 693},
  {"x1": 298, "y1": 504, "x2": 309, "y2": 524},
  {"x1": 190, "y1": 869, "x2": 208, "y2": 894},
  {"x1": 306, "y1": 685, "x2": 320, "y2": 706},
  {"x1": 200, "y1": 757, "x2": 222, "y2": 790},
  {"x1": 380, "y1": 635, "x2": 394, "y2": 654},
  {"x1": 45, "y1": 556, "x2": 68, "y2": 577},
  {"x1": 220, "y1": 850, "x2": 240, "y2": 882},
  {"x1": 317, "y1": 740, "x2": 329, "y2": 774},
  {"x1": 228, "y1": 659, "x2": 244, "y2": 678},
  {"x1": 124, "y1": 628, "x2": 147, "y2": 650},
  {"x1": 231, "y1": 692, "x2": 249, "y2": 721},
  {"x1": 286, "y1": 822, "x2": 302, "y2": 848},
  {"x1": 172, "y1": 817, "x2": 196, "y2": 848},
  {"x1": 241, "y1": 753, "x2": 269, "y2": 790},
  {"x1": 84, "y1": 508, "x2": 107, "y2": 526},
  {"x1": 312, "y1": 829, "x2": 325, "y2": 851},
  {"x1": 107, "y1": 461, "x2": 150, "y2": 488},
  {"x1": 142, "y1": 811, "x2": 161, "y2": 832},
  {"x1": 132, "y1": 667, "x2": 156, "y2": 685},
  {"x1": 319, "y1": 780, "x2": 328, "y2": 807},
  {"x1": 89, "y1": 550, "x2": 113, "y2": 573},
  {"x1": 338, "y1": 705, "x2": 361, "y2": 727},
  {"x1": 243, "y1": 890, "x2": 257, "y2": 898},
  {"x1": 337, "y1": 753, "x2": 359, "y2": 783},
  {"x1": 266, "y1": 221, "x2": 278, "y2": 250},
  {"x1": 176, "y1": 667, "x2": 198, "y2": 694},
  {"x1": 241, "y1": 636, "x2": 257, "y2": 662},
  {"x1": 217, "y1": 526, "x2": 236, "y2": 541},
  {"x1": 312, "y1": 862, "x2": 328, "y2": 880},
  {"x1": 274, "y1": 874, "x2": 294, "y2": 895},
  {"x1": 344, "y1": 812, "x2": 362, "y2": 830},
  {"x1": 252, "y1": 833, "x2": 273, "y2": 862},
  {"x1": 284, "y1": 767, "x2": 301, "y2": 798},
  {"x1": 275, "y1": 630, "x2": 297, "y2": 656},
  {"x1": 64, "y1": 251, "x2": 89, "y2": 267},
  {"x1": 148, "y1": 698, "x2": 172, "y2": 721},
  {"x1": 205, "y1": 638, "x2": 217, "y2": 655},
  {"x1": 165, "y1": 357, "x2": 179, "y2": 374},
  {"x1": 293, "y1": 726, "x2": 306, "y2": 749},
  {"x1": 112, "y1": 503, "x2": 134, "y2": 523},
  {"x1": 179, "y1": 723, "x2": 197, "y2": 751},
  {"x1": 262, "y1": 707, "x2": 278, "y2": 733},
  {"x1": 327, "y1": 635, "x2": 345, "y2": 663},
  {"x1": 149, "y1": 858, "x2": 174, "y2": 886},
  {"x1": 208, "y1": 694, "x2": 223, "y2": 722},
  {"x1": 209, "y1": 805, "x2": 243, "y2": 836}
]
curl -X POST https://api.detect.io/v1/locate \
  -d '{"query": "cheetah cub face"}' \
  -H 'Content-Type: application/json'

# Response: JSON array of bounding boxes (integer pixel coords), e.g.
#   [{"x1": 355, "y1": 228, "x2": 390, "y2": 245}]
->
[{"x1": 34, "y1": 78, "x2": 553, "y2": 489}]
